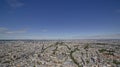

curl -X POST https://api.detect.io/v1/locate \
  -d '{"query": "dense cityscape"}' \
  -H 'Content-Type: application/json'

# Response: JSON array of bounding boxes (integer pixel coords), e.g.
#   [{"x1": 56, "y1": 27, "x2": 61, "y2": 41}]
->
[
  {"x1": 0, "y1": 39, "x2": 120, "y2": 67},
  {"x1": 1, "y1": 0, "x2": 120, "y2": 67}
]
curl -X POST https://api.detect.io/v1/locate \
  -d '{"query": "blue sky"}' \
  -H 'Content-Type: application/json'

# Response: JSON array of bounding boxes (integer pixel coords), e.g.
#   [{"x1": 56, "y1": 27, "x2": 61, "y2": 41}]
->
[{"x1": 0, "y1": 0, "x2": 120, "y2": 39}]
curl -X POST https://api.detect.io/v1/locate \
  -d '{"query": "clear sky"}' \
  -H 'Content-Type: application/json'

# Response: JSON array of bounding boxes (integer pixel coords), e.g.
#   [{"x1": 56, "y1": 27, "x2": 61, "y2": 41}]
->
[{"x1": 0, "y1": 0, "x2": 120, "y2": 39}]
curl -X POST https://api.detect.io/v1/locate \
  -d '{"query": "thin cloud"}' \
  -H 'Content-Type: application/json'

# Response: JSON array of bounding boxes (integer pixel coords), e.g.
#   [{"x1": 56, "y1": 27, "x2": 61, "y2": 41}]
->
[
  {"x1": 91, "y1": 34, "x2": 120, "y2": 39},
  {"x1": 0, "y1": 27, "x2": 8, "y2": 34},
  {"x1": 72, "y1": 34, "x2": 120, "y2": 39},
  {"x1": 0, "y1": 27, "x2": 27, "y2": 34},
  {"x1": 0, "y1": 27, "x2": 8, "y2": 31},
  {"x1": 41, "y1": 29, "x2": 48, "y2": 32},
  {"x1": 115, "y1": 9, "x2": 120, "y2": 13},
  {"x1": 93, "y1": 34, "x2": 120, "y2": 37},
  {"x1": 5, "y1": 0, "x2": 24, "y2": 8}
]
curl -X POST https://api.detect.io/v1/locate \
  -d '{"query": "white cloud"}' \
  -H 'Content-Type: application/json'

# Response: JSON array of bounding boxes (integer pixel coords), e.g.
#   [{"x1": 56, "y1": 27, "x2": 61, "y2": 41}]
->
[
  {"x1": 5, "y1": 0, "x2": 24, "y2": 8},
  {"x1": 5, "y1": 30, "x2": 26, "y2": 34}
]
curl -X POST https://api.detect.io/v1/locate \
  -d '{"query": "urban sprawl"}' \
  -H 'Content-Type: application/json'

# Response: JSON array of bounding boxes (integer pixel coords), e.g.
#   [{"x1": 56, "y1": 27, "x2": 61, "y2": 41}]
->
[{"x1": 0, "y1": 39, "x2": 120, "y2": 67}]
